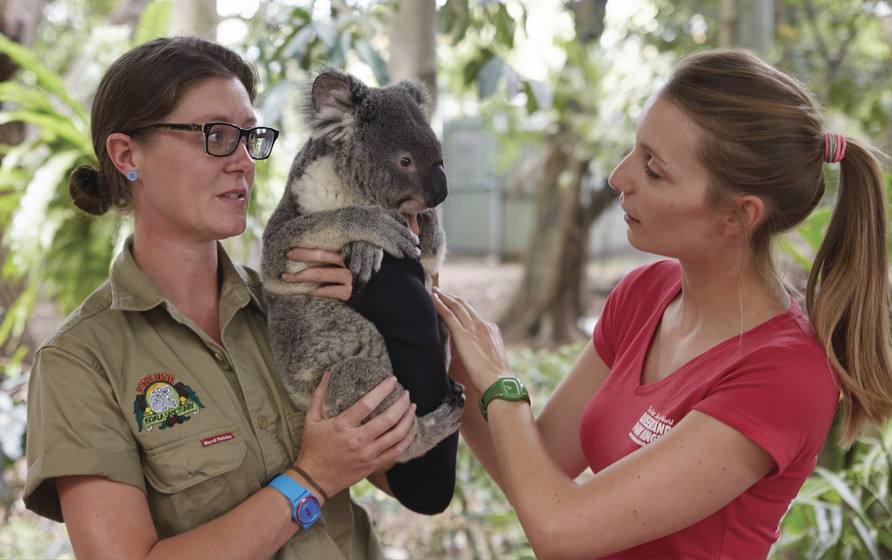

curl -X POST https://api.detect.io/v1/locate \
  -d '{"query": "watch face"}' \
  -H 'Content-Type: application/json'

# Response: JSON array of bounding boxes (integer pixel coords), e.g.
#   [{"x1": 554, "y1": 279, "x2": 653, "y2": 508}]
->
[
  {"x1": 503, "y1": 378, "x2": 520, "y2": 394},
  {"x1": 296, "y1": 496, "x2": 321, "y2": 525}
]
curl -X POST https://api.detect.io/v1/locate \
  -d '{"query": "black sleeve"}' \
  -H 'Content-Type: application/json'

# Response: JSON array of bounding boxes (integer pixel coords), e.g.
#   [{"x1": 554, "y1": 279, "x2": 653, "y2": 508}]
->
[{"x1": 347, "y1": 253, "x2": 458, "y2": 514}]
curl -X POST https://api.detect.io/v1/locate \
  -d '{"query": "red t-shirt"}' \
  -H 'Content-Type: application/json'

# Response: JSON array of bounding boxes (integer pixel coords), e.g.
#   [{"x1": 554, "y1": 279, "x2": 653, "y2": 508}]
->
[{"x1": 580, "y1": 260, "x2": 839, "y2": 559}]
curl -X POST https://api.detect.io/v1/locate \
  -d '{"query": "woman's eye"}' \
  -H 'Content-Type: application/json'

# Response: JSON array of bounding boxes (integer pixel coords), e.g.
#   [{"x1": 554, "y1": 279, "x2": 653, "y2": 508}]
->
[
  {"x1": 400, "y1": 157, "x2": 412, "y2": 167},
  {"x1": 643, "y1": 164, "x2": 660, "y2": 180}
]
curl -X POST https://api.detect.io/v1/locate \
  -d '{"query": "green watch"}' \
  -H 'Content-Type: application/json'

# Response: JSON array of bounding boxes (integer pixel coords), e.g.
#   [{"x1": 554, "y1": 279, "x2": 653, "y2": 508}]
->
[{"x1": 479, "y1": 377, "x2": 530, "y2": 421}]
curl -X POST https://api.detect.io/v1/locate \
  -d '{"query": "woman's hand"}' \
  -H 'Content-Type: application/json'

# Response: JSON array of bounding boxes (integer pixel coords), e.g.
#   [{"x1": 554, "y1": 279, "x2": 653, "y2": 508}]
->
[
  {"x1": 433, "y1": 287, "x2": 510, "y2": 393},
  {"x1": 282, "y1": 247, "x2": 352, "y2": 301},
  {"x1": 294, "y1": 372, "x2": 417, "y2": 500}
]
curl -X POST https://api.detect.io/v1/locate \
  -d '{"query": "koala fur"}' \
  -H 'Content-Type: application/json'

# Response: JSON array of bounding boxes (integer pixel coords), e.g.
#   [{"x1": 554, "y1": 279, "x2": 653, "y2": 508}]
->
[{"x1": 261, "y1": 69, "x2": 463, "y2": 463}]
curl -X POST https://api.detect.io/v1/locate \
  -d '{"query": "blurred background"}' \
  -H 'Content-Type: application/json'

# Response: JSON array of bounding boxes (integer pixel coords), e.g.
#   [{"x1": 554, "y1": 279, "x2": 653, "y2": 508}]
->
[{"x1": 1, "y1": 0, "x2": 891, "y2": 558}]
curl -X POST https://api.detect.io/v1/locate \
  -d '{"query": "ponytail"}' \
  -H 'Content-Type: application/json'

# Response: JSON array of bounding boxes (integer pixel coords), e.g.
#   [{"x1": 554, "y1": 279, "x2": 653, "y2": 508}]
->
[{"x1": 806, "y1": 138, "x2": 892, "y2": 445}]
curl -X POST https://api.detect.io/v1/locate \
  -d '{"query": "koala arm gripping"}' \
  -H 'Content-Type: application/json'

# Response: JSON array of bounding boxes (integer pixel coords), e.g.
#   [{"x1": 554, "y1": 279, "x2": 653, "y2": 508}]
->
[{"x1": 261, "y1": 204, "x2": 420, "y2": 284}]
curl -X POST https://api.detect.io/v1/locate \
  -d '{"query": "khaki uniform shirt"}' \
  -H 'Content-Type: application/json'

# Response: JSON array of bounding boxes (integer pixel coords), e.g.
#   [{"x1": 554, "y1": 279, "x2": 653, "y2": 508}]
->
[{"x1": 24, "y1": 238, "x2": 384, "y2": 559}]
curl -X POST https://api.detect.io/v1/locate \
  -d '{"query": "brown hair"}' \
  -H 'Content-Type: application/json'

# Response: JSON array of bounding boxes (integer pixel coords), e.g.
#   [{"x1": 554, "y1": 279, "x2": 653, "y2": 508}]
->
[
  {"x1": 663, "y1": 49, "x2": 892, "y2": 445},
  {"x1": 69, "y1": 36, "x2": 258, "y2": 215}
]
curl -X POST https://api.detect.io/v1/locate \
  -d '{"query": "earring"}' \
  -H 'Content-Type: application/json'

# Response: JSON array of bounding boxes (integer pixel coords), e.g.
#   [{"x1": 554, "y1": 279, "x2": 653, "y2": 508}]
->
[{"x1": 126, "y1": 170, "x2": 139, "y2": 182}]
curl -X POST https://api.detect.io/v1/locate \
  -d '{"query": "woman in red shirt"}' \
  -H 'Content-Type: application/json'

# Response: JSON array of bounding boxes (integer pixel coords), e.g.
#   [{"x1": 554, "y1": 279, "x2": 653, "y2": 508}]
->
[{"x1": 435, "y1": 49, "x2": 892, "y2": 558}]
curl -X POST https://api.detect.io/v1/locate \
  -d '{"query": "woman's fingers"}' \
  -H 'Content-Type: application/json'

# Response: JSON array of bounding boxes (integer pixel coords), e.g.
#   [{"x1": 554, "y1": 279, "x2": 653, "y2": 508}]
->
[
  {"x1": 433, "y1": 288, "x2": 475, "y2": 328},
  {"x1": 310, "y1": 285, "x2": 353, "y2": 302},
  {"x1": 365, "y1": 398, "x2": 417, "y2": 458},
  {"x1": 306, "y1": 370, "x2": 331, "y2": 422},
  {"x1": 339, "y1": 376, "x2": 399, "y2": 426},
  {"x1": 362, "y1": 390, "x2": 412, "y2": 438},
  {"x1": 287, "y1": 247, "x2": 345, "y2": 267},
  {"x1": 282, "y1": 266, "x2": 352, "y2": 286}
]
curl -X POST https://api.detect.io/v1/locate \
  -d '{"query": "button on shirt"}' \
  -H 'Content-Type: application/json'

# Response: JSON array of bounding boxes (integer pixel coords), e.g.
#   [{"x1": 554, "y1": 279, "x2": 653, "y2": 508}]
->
[{"x1": 24, "y1": 237, "x2": 383, "y2": 559}]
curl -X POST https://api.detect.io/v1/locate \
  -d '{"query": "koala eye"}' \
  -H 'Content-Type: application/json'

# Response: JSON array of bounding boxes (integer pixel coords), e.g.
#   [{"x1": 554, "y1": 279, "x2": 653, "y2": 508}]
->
[{"x1": 400, "y1": 157, "x2": 412, "y2": 168}]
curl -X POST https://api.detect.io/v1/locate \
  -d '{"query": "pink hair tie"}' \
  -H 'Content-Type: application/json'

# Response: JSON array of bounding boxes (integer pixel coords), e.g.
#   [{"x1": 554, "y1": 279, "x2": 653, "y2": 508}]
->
[{"x1": 823, "y1": 132, "x2": 846, "y2": 163}]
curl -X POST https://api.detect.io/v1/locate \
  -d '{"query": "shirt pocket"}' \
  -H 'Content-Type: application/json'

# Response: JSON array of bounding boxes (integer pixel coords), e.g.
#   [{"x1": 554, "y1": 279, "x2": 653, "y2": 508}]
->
[
  {"x1": 143, "y1": 425, "x2": 247, "y2": 493},
  {"x1": 142, "y1": 425, "x2": 254, "y2": 536}
]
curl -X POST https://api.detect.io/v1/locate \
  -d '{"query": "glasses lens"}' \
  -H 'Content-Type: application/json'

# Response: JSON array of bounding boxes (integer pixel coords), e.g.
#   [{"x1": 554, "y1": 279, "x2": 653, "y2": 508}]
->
[
  {"x1": 247, "y1": 128, "x2": 276, "y2": 160},
  {"x1": 206, "y1": 123, "x2": 241, "y2": 156}
]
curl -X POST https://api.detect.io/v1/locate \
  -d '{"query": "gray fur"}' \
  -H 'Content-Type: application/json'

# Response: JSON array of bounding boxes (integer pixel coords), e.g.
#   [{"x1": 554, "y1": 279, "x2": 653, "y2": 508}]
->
[{"x1": 262, "y1": 69, "x2": 462, "y2": 463}]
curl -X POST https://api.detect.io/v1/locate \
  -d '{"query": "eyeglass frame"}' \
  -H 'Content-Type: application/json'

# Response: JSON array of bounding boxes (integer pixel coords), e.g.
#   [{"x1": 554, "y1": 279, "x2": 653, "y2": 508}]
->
[{"x1": 125, "y1": 121, "x2": 280, "y2": 160}]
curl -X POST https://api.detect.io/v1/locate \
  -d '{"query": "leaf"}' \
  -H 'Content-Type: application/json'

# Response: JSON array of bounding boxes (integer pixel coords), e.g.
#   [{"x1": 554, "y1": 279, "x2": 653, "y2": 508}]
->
[
  {"x1": 0, "y1": 35, "x2": 85, "y2": 119},
  {"x1": 797, "y1": 206, "x2": 832, "y2": 252},
  {"x1": 282, "y1": 26, "x2": 316, "y2": 61},
  {"x1": 133, "y1": 0, "x2": 172, "y2": 46},
  {"x1": 778, "y1": 235, "x2": 814, "y2": 272},
  {"x1": 443, "y1": 0, "x2": 471, "y2": 45},
  {"x1": 0, "y1": 82, "x2": 56, "y2": 114},
  {"x1": 494, "y1": 3, "x2": 515, "y2": 48},
  {"x1": 0, "y1": 110, "x2": 91, "y2": 153},
  {"x1": 477, "y1": 55, "x2": 504, "y2": 98},
  {"x1": 355, "y1": 40, "x2": 389, "y2": 86},
  {"x1": 258, "y1": 80, "x2": 295, "y2": 127},
  {"x1": 314, "y1": 20, "x2": 339, "y2": 48},
  {"x1": 814, "y1": 467, "x2": 870, "y2": 522},
  {"x1": 0, "y1": 282, "x2": 36, "y2": 348},
  {"x1": 851, "y1": 516, "x2": 882, "y2": 560}
]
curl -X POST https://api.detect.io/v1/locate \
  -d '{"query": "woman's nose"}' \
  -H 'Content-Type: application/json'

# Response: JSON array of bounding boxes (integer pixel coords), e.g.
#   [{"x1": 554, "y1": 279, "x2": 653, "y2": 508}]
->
[{"x1": 607, "y1": 154, "x2": 631, "y2": 193}]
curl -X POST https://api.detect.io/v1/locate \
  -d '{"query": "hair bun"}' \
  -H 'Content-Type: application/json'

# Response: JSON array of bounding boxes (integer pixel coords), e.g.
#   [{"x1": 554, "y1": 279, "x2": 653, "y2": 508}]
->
[{"x1": 69, "y1": 165, "x2": 110, "y2": 216}]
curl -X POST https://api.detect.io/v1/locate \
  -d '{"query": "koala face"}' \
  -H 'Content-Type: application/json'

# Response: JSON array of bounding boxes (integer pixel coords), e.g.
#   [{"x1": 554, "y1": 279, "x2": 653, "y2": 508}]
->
[{"x1": 307, "y1": 70, "x2": 448, "y2": 233}]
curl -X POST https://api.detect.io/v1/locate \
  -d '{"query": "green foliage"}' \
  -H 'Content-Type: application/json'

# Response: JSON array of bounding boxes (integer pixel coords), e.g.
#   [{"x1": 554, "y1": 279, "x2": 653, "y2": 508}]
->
[
  {"x1": 133, "y1": 0, "x2": 173, "y2": 46},
  {"x1": 772, "y1": 424, "x2": 892, "y2": 559},
  {"x1": 0, "y1": 35, "x2": 120, "y2": 353}
]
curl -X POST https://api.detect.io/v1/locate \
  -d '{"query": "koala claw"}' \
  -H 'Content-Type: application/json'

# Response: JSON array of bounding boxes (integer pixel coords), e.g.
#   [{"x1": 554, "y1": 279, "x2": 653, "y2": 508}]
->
[
  {"x1": 378, "y1": 212, "x2": 422, "y2": 260},
  {"x1": 449, "y1": 381, "x2": 465, "y2": 408},
  {"x1": 342, "y1": 241, "x2": 384, "y2": 286}
]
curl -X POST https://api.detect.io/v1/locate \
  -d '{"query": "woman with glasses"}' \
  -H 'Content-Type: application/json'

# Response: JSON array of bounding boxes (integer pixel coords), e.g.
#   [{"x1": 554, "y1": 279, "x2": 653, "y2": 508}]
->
[{"x1": 23, "y1": 36, "x2": 412, "y2": 559}]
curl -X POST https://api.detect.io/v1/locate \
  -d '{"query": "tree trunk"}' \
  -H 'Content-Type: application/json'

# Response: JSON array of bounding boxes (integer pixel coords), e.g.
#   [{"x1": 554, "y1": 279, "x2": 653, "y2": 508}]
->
[
  {"x1": 388, "y1": 0, "x2": 437, "y2": 110},
  {"x1": 721, "y1": 0, "x2": 774, "y2": 53},
  {"x1": 169, "y1": 0, "x2": 218, "y2": 40},
  {"x1": 499, "y1": 130, "x2": 616, "y2": 344},
  {"x1": 497, "y1": 0, "x2": 612, "y2": 345}
]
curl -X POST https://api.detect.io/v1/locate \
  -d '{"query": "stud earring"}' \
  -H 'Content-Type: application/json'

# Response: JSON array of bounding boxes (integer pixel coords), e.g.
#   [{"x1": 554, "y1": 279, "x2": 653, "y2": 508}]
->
[{"x1": 126, "y1": 170, "x2": 139, "y2": 182}]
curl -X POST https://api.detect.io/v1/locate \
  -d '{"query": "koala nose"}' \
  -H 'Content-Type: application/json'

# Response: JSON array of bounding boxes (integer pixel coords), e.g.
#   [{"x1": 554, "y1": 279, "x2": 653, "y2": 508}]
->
[{"x1": 427, "y1": 162, "x2": 448, "y2": 207}]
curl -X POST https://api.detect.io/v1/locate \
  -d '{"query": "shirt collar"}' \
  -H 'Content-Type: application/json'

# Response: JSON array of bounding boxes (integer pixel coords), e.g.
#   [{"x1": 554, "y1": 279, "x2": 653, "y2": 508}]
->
[{"x1": 109, "y1": 235, "x2": 261, "y2": 312}]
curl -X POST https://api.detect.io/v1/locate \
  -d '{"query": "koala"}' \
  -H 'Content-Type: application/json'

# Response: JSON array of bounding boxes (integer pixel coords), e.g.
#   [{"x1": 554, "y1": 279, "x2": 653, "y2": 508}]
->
[{"x1": 261, "y1": 69, "x2": 463, "y2": 464}]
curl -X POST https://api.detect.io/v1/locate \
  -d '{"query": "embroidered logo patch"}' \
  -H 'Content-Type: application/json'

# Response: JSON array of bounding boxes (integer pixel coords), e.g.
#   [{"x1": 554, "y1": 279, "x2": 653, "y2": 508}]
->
[{"x1": 133, "y1": 372, "x2": 205, "y2": 432}]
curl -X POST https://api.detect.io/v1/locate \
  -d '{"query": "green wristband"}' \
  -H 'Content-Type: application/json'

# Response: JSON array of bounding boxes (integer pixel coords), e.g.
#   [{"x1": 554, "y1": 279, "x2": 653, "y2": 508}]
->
[{"x1": 479, "y1": 377, "x2": 530, "y2": 421}]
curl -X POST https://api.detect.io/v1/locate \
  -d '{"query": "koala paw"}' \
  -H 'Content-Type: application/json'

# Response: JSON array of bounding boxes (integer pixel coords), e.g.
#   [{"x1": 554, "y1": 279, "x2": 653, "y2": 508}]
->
[
  {"x1": 377, "y1": 210, "x2": 421, "y2": 260},
  {"x1": 342, "y1": 241, "x2": 384, "y2": 287},
  {"x1": 448, "y1": 380, "x2": 465, "y2": 408}
]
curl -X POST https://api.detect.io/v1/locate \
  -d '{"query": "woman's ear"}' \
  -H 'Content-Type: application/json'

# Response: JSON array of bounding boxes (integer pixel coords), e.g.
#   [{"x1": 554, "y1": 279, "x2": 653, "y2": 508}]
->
[
  {"x1": 723, "y1": 194, "x2": 766, "y2": 236},
  {"x1": 106, "y1": 132, "x2": 138, "y2": 176}
]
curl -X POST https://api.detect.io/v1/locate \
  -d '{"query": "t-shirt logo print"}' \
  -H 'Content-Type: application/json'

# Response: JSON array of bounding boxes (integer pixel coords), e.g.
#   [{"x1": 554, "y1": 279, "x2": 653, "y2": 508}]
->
[
  {"x1": 629, "y1": 406, "x2": 675, "y2": 446},
  {"x1": 132, "y1": 372, "x2": 205, "y2": 432}
]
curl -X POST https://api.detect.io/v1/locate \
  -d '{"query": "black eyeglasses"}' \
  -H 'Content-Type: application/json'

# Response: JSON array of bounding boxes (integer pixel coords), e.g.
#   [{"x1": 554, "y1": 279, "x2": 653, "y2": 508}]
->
[{"x1": 127, "y1": 121, "x2": 280, "y2": 160}]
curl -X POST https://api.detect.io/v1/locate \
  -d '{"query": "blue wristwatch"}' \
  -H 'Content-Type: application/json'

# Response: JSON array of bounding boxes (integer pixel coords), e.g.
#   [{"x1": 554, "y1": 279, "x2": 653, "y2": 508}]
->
[{"x1": 268, "y1": 474, "x2": 321, "y2": 530}]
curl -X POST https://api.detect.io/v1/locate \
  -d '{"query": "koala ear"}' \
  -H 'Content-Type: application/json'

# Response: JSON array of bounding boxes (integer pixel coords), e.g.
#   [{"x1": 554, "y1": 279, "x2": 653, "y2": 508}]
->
[
  {"x1": 393, "y1": 80, "x2": 433, "y2": 120},
  {"x1": 306, "y1": 69, "x2": 369, "y2": 143}
]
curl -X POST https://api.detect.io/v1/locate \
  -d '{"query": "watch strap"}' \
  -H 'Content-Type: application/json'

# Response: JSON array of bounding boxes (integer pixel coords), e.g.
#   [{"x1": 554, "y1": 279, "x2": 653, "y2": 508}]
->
[
  {"x1": 268, "y1": 474, "x2": 319, "y2": 530},
  {"x1": 479, "y1": 377, "x2": 530, "y2": 421}
]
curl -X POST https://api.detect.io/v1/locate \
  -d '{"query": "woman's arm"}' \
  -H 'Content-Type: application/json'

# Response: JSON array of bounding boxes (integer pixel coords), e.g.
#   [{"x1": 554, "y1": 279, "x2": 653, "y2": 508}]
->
[
  {"x1": 58, "y1": 475, "x2": 298, "y2": 560},
  {"x1": 58, "y1": 373, "x2": 417, "y2": 560},
  {"x1": 444, "y1": 303, "x2": 610, "y2": 488},
  {"x1": 435, "y1": 289, "x2": 774, "y2": 558}
]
